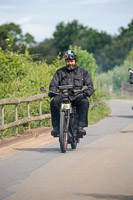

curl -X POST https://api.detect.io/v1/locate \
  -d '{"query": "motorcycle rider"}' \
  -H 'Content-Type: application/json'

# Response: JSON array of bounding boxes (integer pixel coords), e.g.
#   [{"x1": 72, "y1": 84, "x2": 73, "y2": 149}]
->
[
  {"x1": 48, "y1": 50, "x2": 94, "y2": 137},
  {"x1": 129, "y1": 68, "x2": 133, "y2": 84}
]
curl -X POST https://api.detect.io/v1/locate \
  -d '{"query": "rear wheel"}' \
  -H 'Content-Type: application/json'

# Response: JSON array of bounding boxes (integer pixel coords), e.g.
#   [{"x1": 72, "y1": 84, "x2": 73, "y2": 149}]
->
[{"x1": 59, "y1": 111, "x2": 68, "y2": 153}]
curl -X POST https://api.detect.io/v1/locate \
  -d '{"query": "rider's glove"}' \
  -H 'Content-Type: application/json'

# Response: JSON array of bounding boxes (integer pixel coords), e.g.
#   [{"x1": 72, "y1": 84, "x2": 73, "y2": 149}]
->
[
  {"x1": 84, "y1": 90, "x2": 91, "y2": 97},
  {"x1": 48, "y1": 91, "x2": 56, "y2": 97}
]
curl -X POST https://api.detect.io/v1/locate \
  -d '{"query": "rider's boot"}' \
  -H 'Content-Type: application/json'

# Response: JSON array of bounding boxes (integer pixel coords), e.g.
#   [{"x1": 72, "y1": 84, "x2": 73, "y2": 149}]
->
[
  {"x1": 51, "y1": 127, "x2": 59, "y2": 137},
  {"x1": 78, "y1": 127, "x2": 86, "y2": 137}
]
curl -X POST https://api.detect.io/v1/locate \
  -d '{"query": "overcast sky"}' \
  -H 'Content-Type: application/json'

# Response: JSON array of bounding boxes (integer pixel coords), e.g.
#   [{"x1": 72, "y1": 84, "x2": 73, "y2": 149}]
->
[{"x1": 0, "y1": 0, "x2": 133, "y2": 42}]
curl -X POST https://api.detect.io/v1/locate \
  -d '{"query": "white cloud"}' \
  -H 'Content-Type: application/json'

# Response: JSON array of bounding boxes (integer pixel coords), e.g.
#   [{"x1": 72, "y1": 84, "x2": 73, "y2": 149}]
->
[
  {"x1": 0, "y1": 11, "x2": 11, "y2": 24},
  {"x1": 0, "y1": 5, "x2": 16, "y2": 10},
  {"x1": 14, "y1": 17, "x2": 32, "y2": 24},
  {"x1": 21, "y1": 23, "x2": 54, "y2": 41},
  {"x1": 77, "y1": 0, "x2": 120, "y2": 5}
]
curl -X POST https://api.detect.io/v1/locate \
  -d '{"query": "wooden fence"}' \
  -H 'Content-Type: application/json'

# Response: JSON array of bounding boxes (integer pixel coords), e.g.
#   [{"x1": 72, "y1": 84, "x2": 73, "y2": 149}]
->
[
  {"x1": 121, "y1": 82, "x2": 133, "y2": 96},
  {"x1": 0, "y1": 94, "x2": 51, "y2": 137}
]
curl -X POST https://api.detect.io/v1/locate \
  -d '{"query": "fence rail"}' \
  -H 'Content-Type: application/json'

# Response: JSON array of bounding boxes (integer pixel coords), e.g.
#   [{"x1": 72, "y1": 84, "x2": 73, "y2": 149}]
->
[{"x1": 0, "y1": 94, "x2": 51, "y2": 136}]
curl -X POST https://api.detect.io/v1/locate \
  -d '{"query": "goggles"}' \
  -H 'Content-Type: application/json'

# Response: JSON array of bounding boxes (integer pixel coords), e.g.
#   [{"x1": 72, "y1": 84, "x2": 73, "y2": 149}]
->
[{"x1": 65, "y1": 54, "x2": 75, "y2": 60}]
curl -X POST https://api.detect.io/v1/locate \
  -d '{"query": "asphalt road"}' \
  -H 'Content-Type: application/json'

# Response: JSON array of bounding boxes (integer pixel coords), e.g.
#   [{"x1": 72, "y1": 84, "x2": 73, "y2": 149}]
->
[{"x1": 1, "y1": 99, "x2": 133, "y2": 200}]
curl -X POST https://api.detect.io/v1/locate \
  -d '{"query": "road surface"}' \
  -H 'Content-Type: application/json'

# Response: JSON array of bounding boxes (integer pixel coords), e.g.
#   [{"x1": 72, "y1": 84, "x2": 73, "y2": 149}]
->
[{"x1": 1, "y1": 99, "x2": 133, "y2": 200}]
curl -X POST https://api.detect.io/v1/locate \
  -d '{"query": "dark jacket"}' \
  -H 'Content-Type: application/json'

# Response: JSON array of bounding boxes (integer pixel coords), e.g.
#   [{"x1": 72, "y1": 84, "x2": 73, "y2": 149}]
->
[
  {"x1": 49, "y1": 65, "x2": 94, "y2": 97},
  {"x1": 129, "y1": 73, "x2": 133, "y2": 84}
]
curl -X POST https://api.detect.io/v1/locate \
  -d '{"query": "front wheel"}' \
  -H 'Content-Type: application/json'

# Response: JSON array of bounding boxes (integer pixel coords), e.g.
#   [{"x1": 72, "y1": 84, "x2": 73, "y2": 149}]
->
[{"x1": 59, "y1": 111, "x2": 68, "y2": 153}]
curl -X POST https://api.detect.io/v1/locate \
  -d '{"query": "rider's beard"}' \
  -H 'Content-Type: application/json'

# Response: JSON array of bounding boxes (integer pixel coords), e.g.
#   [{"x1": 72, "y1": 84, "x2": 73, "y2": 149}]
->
[{"x1": 66, "y1": 64, "x2": 76, "y2": 71}]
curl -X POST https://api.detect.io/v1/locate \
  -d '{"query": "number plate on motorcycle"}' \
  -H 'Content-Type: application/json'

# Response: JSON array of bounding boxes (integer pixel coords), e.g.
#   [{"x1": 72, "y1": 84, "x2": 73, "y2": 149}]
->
[{"x1": 61, "y1": 104, "x2": 70, "y2": 109}]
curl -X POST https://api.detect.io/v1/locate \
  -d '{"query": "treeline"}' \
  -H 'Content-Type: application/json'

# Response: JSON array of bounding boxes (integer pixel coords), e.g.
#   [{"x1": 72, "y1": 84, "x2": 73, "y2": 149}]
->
[{"x1": 0, "y1": 19, "x2": 133, "y2": 72}]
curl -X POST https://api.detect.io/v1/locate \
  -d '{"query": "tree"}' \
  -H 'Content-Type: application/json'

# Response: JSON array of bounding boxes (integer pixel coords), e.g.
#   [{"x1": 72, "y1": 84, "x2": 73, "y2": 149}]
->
[
  {"x1": 118, "y1": 19, "x2": 133, "y2": 41},
  {"x1": 22, "y1": 33, "x2": 36, "y2": 47},
  {"x1": 0, "y1": 22, "x2": 36, "y2": 50},
  {"x1": 53, "y1": 20, "x2": 112, "y2": 66},
  {"x1": 0, "y1": 22, "x2": 22, "y2": 49},
  {"x1": 53, "y1": 20, "x2": 86, "y2": 54},
  {"x1": 0, "y1": 22, "x2": 22, "y2": 40},
  {"x1": 96, "y1": 38, "x2": 131, "y2": 72},
  {"x1": 74, "y1": 28, "x2": 112, "y2": 55},
  {"x1": 29, "y1": 38, "x2": 57, "y2": 63},
  {"x1": 96, "y1": 19, "x2": 133, "y2": 72}
]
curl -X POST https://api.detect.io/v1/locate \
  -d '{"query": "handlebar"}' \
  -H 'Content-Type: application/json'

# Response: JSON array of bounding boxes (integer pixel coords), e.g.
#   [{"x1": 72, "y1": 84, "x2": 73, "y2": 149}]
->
[
  {"x1": 58, "y1": 85, "x2": 88, "y2": 99},
  {"x1": 40, "y1": 85, "x2": 88, "y2": 99}
]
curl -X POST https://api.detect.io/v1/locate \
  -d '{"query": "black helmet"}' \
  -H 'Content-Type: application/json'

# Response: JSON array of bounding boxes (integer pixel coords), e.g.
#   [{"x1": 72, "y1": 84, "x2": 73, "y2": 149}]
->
[{"x1": 65, "y1": 50, "x2": 76, "y2": 60}]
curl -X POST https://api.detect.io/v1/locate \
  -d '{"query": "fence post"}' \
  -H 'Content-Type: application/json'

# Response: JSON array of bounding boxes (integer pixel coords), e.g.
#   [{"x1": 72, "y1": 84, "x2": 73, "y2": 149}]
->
[
  {"x1": 27, "y1": 102, "x2": 30, "y2": 129},
  {"x1": 39, "y1": 100, "x2": 42, "y2": 127},
  {"x1": 1, "y1": 105, "x2": 4, "y2": 137},
  {"x1": 14, "y1": 104, "x2": 18, "y2": 134}
]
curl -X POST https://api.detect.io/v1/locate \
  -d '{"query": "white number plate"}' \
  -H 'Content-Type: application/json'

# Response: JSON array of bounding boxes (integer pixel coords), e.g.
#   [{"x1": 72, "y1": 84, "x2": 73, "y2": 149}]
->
[{"x1": 61, "y1": 103, "x2": 70, "y2": 109}]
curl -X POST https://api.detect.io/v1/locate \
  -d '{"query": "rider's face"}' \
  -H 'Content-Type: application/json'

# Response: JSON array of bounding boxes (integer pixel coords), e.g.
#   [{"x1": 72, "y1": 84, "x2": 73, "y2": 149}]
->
[{"x1": 66, "y1": 60, "x2": 76, "y2": 69}]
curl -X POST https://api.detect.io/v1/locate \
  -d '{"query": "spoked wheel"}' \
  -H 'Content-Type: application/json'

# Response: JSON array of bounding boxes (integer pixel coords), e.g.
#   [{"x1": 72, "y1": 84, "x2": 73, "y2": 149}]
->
[{"x1": 59, "y1": 111, "x2": 68, "y2": 153}]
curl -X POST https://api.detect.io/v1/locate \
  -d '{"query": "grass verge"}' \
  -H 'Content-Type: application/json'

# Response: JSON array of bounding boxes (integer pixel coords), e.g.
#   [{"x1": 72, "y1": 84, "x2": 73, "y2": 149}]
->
[{"x1": 88, "y1": 101, "x2": 111, "y2": 125}]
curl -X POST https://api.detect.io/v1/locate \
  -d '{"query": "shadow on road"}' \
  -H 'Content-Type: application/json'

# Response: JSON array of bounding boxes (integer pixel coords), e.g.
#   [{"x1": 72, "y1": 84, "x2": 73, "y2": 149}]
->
[
  {"x1": 120, "y1": 130, "x2": 133, "y2": 133},
  {"x1": 14, "y1": 147, "x2": 73, "y2": 153},
  {"x1": 108, "y1": 115, "x2": 133, "y2": 119},
  {"x1": 76, "y1": 193, "x2": 133, "y2": 200},
  {"x1": 14, "y1": 147, "x2": 60, "y2": 153}
]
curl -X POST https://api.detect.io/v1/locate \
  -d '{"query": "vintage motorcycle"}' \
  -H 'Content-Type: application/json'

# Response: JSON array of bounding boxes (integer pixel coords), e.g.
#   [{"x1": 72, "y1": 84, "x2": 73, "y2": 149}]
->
[{"x1": 40, "y1": 85, "x2": 88, "y2": 153}]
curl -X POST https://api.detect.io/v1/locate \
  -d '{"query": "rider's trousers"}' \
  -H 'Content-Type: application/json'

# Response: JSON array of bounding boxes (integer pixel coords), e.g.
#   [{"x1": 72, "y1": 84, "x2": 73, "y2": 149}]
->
[{"x1": 50, "y1": 94, "x2": 89, "y2": 129}]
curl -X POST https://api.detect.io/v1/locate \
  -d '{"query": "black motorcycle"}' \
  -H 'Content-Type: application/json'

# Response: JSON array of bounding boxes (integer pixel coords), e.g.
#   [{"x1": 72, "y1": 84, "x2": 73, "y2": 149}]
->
[{"x1": 40, "y1": 85, "x2": 88, "y2": 153}]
